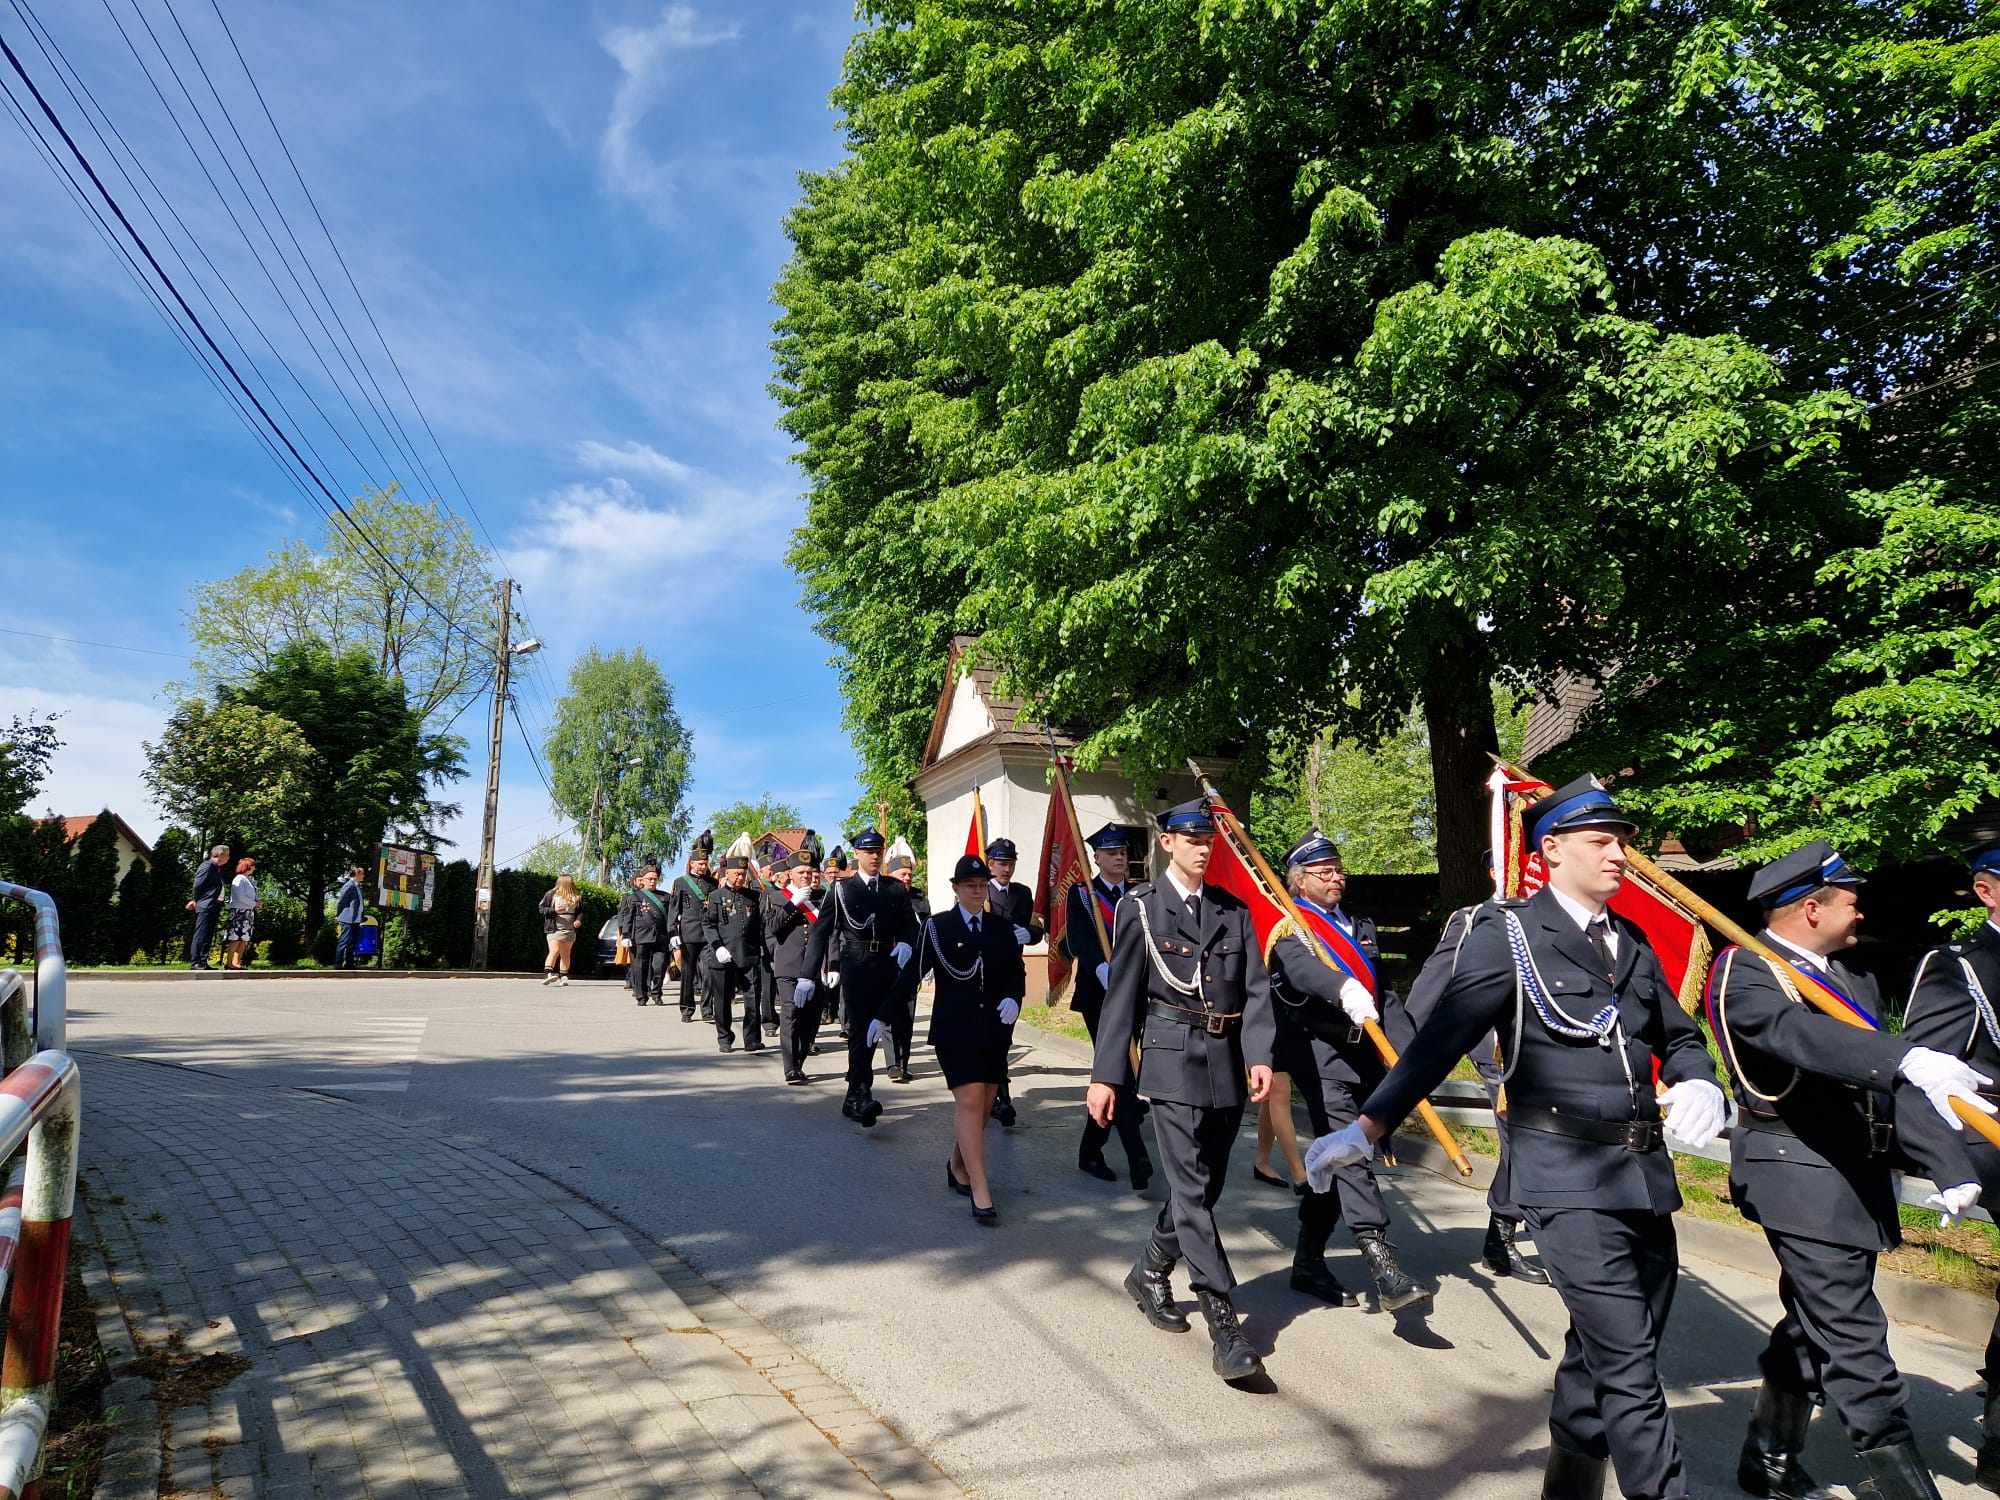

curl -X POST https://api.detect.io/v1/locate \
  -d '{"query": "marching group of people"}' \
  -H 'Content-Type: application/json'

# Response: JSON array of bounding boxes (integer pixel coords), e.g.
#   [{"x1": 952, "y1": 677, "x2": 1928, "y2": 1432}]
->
[{"x1": 604, "y1": 781, "x2": 2000, "y2": 1500}]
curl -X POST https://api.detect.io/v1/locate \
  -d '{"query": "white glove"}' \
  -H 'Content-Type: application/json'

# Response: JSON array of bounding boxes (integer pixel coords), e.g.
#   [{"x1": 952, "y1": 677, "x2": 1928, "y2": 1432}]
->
[
  {"x1": 1926, "y1": 1181, "x2": 1983, "y2": 1228},
  {"x1": 794, "y1": 979, "x2": 816, "y2": 1005},
  {"x1": 790, "y1": 886, "x2": 811, "y2": 905},
  {"x1": 1305, "y1": 1123, "x2": 1373, "y2": 1189},
  {"x1": 998, "y1": 998, "x2": 1020, "y2": 1025},
  {"x1": 713, "y1": 945, "x2": 731, "y2": 966},
  {"x1": 1337, "y1": 978, "x2": 1378, "y2": 1026},
  {"x1": 1013, "y1": 924, "x2": 1031, "y2": 945},
  {"x1": 824, "y1": 968, "x2": 841, "y2": 989},
  {"x1": 891, "y1": 941, "x2": 912, "y2": 968},
  {"x1": 1094, "y1": 962, "x2": 1111, "y2": 989},
  {"x1": 866, "y1": 1018, "x2": 884, "y2": 1046},
  {"x1": 670, "y1": 936, "x2": 681, "y2": 951},
  {"x1": 1659, "y1": 1079, "x2": 1730, "y2": 1150},
  {"x1": 1899, "y1": 1047, "x2": 1996, "y2": 1130}
]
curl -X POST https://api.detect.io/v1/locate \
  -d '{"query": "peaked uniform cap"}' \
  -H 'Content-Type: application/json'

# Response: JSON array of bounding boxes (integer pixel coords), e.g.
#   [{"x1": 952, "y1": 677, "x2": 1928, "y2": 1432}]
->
[
  {"x1": 850, "y1": 830, "x2": 887, "y2": 852},
  {"x1": 1525, "y1": 775, "x2": 1636, "y2": 843},
  {"x1": 1286, "y1": 829, "x2": 1343, "y2": 868},
  {"x1": 1748, "y1": 839, "x2": 1865, "y2": 909},
  {"x1": 1160, "y1": 798, "x2": 1216, "y2": 833},
  {"x1": 1085, "y1": 823, "x2": 1129, "y2": 850},
  {"x1": 984, "y1": 837, "x2": 1019, "y2": 861}
]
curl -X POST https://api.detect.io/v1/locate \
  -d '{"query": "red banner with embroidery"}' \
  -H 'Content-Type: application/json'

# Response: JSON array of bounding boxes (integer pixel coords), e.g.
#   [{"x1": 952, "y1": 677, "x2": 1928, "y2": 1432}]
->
[{"x1": 1034, "y1": 775, "x2": 1087, "y2": 1002}]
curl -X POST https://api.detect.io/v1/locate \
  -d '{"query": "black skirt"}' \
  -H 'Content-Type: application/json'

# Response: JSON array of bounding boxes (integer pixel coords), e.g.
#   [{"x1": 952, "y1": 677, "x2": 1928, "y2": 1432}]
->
[{"x1": 935, "y1": 1045, "x2": 1007, "y2": 1090}]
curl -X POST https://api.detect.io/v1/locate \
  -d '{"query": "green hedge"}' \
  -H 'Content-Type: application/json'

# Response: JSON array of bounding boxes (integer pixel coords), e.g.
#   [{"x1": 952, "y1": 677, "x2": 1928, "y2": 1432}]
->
[{"x1": 374, "y1": 860, "x2": 619, "y2": 973}]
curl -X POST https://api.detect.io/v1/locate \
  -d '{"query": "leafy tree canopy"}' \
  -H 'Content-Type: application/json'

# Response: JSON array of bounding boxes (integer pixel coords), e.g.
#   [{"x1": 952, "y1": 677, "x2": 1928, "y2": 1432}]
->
[
  {"x1": 701, "y1": 796, "x2": 807, "y2": 862},
  {"x1": 543, "y1": 647, "x2": 694, "y2": 880},
  {"x1": 142, "y1": 699, "x2": 313, "y2": 859},
  {"x1": 0, "y1": 712, "x2": 63, "y2": 818}
]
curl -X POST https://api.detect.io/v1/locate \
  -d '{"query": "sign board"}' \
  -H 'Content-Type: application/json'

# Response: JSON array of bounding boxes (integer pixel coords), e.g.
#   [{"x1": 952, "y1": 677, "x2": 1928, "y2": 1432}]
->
[{"x1": 377, "y1": 845, "x2": 437, "y2": 913}]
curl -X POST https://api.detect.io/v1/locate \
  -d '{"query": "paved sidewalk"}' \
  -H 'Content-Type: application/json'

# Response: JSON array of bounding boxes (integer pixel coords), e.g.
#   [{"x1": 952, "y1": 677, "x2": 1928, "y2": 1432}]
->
[{"x1": 76, "y1": 1049, "x2": 964, "y2": 1500}]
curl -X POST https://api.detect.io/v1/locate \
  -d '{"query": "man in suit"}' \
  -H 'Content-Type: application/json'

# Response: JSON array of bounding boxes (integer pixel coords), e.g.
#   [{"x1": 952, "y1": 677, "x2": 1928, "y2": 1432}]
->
[
  {"x1": 1066, "y1": 823, "x2": 1153, "y2": 1188},
  {"x1": 1876, "y1": 839, "x2": 2000, "y2": 1494},
  {"x1": 334, "y1": 864, "x2": 366, "y2": 969},
  {"x1": 1266, "y1": 831, "x2": 1429, "y2": 1311},
  {"x1": 1087, "y1": 798, "x2": 1277, "y2": 1384},
  {"x1": 668, "y1": 844, "x2": 718, "y2": 1019},
  {"x1": 1313, "y1": 776, "x2": 1729, "y2": 1500},
  {"x1": 1716, "y1": 840, "x2": 1985, "y2": 1500},
  {"x1": 797, "y1": 830, "x2": 918, "y2": 1127},
  {"x1": 767, "y1": 851, "x2": 824, "y2": 1084},
  {"x1": 883, "y1": 839, "x2": 928, "y2": 1082},
  {"x1": 984, "y1": 836, "x2": 1043, "y2": 1126},
  {"x1": 704, "y1": 854, "x2": 766, "y2": 1054},
  {"x1": 185, "y1": 844, "x2": 230, "y2": 970}
]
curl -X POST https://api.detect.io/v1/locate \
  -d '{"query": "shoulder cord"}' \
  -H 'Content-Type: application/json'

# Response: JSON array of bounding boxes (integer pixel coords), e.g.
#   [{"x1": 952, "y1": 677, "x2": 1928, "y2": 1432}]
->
[
  {"x1": 1498, "y1": 910, "x2": 1633, "y2": 1103},
  {"x1": 1132, "y1": 897, "x2": 1205, "y2": 1004},
  {"x1": 926, "y1": 916, "x2": 983, "y2": 983},
  {"x1": 1960, "y1": 955, "x2": 2000, "y2": 1052},
  {"x1": 1711, "y1": 950, "x2": 1801, "y2": 1105},
  {"x1": 832, "y1": 881, "x2": 875, "y2": 934}
]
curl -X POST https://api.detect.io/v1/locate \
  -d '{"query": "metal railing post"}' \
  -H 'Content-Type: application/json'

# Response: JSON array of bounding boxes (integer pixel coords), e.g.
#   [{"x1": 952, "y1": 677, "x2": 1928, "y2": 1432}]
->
[
  {"x1": 0, "y1": 887, "x2": 63, "y2": 1053},
  {"x1": 0, "y1": 1057, "x2": 79, "y2": 1500}
]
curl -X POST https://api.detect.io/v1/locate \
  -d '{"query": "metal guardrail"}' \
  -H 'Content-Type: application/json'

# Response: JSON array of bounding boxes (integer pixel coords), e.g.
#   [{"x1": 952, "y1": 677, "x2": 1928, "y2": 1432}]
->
[
  {"x1": 1426, "y1": 1080, "x2": 1996, "y2": 1224},
  {"x1": 0, "y1": 885, "x2": 79, "y2": 1498}
]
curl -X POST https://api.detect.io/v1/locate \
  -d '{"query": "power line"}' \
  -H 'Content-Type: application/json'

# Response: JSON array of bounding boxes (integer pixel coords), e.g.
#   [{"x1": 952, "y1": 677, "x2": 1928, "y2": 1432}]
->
[{"x1": 0, "y1": 624, "x2": 188, "y2": 658}]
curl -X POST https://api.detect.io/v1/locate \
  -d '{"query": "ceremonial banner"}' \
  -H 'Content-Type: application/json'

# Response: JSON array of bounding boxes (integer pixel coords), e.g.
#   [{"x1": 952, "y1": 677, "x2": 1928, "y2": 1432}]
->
[
  {"x1": 964, "y1": 785, "x2": 989, "y2": 861},
  {"x1": 1035, "y1": 773, "x2": 1088, "y2": 1003},
  {"x1": 1204, "y1": 810, "x2": 1378, "y2": 997}
]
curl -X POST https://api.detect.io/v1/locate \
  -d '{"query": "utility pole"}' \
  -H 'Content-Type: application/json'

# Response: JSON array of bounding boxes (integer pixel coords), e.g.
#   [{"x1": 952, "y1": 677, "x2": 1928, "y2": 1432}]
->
[
  {"x1": 472, "y1": 577, "x2": 513, "y2": 970},
  {"x1": 590, "y1": 780, "x2": 608, "y2": 886}
]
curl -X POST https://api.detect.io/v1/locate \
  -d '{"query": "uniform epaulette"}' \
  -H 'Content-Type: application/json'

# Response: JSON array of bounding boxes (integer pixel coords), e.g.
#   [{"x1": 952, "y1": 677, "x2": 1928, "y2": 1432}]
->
[
  {"x1": 1125, "y1": 882, "x2": 1155, "y2": 899},
  {"x1": 1952, "y1": 942, "x2": 1971, "y2": 955},
  {"x1": 1489, "y1": 897, "x2": 1530, "y2": 910}
]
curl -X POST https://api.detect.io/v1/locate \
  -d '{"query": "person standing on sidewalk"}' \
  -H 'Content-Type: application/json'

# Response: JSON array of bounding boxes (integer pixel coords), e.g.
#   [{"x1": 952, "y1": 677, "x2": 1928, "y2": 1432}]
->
[
  {"x1": 619, "y1": 866, "x2": 670, "y2": 1006},
  {"x1": 704, "y1": 854, "x2": 766, "y2": 1054},
  {"x1": 1087, "y1": 798, "x2": 1277, "y2": 1385},
  {"x1": 223, "y1": 857, "x2": 262, "y2": 970},
  {"x1": 1311, "y1": 776, "x2": 1729, "y2": 1500},
  {"x1": 539, "y1": 874, "x2": 584, "y2": 986},
  {"x1": 1267, "y1": 831, "x2": 1430, "y2": 1313},
  {"x1": 334, "y1": 864, "x2": 367, "y2": 969},
  {"x1": 1901, "y1": 835, "x2": 2000, "y2": 1493},
  {"x1": 796, "y1": 830, "x2": 917, "y2": 1128},
  {"x1": 1066, "y1": 823, "x2": 1153, "y2": 1189},
  {"x1": 983, "y1": 837, "x2": 1041, "y2": 1127},
  {"x1": 186, "y1": 843, "x2": 230, "y2": 970},
  {"x1": 768, "y1": 852, "x2": 824, "y2": 1084}
]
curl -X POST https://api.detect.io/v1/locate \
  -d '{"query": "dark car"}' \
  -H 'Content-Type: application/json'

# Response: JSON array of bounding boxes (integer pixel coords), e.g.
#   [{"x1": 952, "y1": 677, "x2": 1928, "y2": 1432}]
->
[{"x1": 594, "y1": 916, "x2": 627, "y2": 980}]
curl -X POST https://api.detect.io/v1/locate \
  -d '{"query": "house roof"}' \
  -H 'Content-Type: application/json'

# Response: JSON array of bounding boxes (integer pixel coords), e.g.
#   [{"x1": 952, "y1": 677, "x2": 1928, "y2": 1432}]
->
[
  {"x1": 919, "y1": 635, "x2": 1084, "y2": 774},
  {"x1": 1520, "y1": 670, "x2": 1604, "y2": 767},
  {"x1": 59, "y1": 813, "x2": 154, "y2": 860}
]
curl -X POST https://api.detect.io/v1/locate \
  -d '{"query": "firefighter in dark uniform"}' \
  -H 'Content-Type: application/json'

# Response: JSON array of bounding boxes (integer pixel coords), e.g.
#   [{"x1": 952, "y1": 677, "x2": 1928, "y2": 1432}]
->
[
  {"x1": 797, "y1": 830, "x2": 918, "y2": 1127},
  {"x1": 1714, "y1": 839, "x2": 1987, "y2": 1500},
  {"x1": 1405, "y1": 874, "x2": 1551, "y2": 1284},
  {"x1": 1893, "y1": 836, "x2": 2000, "y2": 1495},
  {"x1": 1316, "y1": 776, "x2": 1729, "y2": 1500},
  {"x1": 1066, "y1": 823, "x2": 1153, "y2": 1189},
  {"x1": 617, "y1": 865, "x2": 670, "y2": 1006},
  {"x1": 766, "y1": 847, "x2": 824, "y2": 1084},
  {"x1": 668, "y1": 837, "x2": 718, "y2": 1020},
  {"x1": 883, "y1": 839, "x2": 928, "y2": 1082},
  {"x1": 1087, "y1": 798, "x2": 1277, "y2": 1384},
  {"x1": 703, "y1": 853, "x2": 766, "y2": 1054},
  {"x1": 984, "y1": 836, "x2": 1042, "y2": 1126},
  {"x1": 1266, "y1": 831, "x2": 1429, "y2": 1311}
]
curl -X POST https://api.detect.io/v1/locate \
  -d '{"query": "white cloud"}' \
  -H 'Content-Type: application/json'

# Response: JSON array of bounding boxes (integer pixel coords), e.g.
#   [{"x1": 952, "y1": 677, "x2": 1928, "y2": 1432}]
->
[
  {"x1": 4, "y1": 686, "x2": 169, "y2": 845},
  {"x1": 573, "y1": 438, "x2": 696, "y2": 484},
  {"x1": 599, "y1": 6, "x2": 742, "y2": 220}
]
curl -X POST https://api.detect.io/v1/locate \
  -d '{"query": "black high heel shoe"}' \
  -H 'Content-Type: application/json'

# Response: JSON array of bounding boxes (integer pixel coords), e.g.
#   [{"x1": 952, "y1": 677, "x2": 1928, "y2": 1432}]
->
[
  {"x1": 946, "y1": 1161, "x2": 971, "y2": 1198},
  {"x1": 971, "y1": 1201, "x2": 997, "y2": 1224}
]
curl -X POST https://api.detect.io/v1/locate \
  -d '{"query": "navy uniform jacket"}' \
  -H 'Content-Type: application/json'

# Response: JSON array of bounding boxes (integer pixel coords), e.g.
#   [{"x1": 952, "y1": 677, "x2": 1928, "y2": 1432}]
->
[
  {"x1": 1090, "y1": 879, "x2": 1276, "y2": 1110},
  {"x1": 1060, "y1": 876, "x2": 1125, "y2": 1028},
  {"x1": 1362, "y1": 887, "x2": 1718, "y2": 1214},
  {"x1": 800, "y1": 872, "x2": 919, "y2": 992},
  {"x1": 1267, "y1": 912, "x2": 1415, "y2": 1089},
  {"x1": 764, "y1": 887, "x2": 822, "y2": 981},
  {"x1": 985, "y1": 881, "x2": 1044, "y2": 943},
  {"x1": 668, "y1": 872, "x2": 717, "y2": 945},
  {"x1": 916, "y1": 906, "x2": 1027, "y2": 1051},
  {"x1": 701, "y1": 884, "x2": 763, "y2": 967},
  {"x1": 1900, "y1": 923, "x2": 2000, "y2": 1190}
]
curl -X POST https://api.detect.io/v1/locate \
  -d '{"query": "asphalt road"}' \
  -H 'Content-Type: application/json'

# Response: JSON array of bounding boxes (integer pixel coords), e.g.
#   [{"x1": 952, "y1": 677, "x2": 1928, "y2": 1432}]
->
[{"x1": 69, "y1": 973, "x2": 1999, "y2": 1499}]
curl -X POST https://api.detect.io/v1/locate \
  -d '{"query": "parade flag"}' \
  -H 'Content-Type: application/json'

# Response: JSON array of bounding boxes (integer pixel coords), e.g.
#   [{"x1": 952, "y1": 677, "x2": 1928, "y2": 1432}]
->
[
  {"x1": 964, "y1": 785, "x2": 989, "y2": 861},
  {"x1": 1203, "y1": 807, "x2": 1378, "y2": 997},
  {"x1": 1035, "y1": 770, "x2": 1089, "y2": 1004}
]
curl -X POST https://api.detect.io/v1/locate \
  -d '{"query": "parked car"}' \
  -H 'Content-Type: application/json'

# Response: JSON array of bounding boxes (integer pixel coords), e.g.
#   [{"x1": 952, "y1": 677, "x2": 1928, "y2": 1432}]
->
[{"x1": 594, "y1": 915, "x2": 627, "y2": 980}]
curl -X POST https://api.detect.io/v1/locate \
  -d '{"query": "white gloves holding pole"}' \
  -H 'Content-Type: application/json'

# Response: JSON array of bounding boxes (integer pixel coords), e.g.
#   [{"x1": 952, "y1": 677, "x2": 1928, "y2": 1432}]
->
[
  {"x1": 1658, "y1": 1079, "x2": 1729, "y2": 1150},
  {"x1": 1338, "y1": 978, "x2": 1378, "y2": 1026},
  {"x1": 1899, "y1": 1047, "x2": 1995, "y2": 1129}
]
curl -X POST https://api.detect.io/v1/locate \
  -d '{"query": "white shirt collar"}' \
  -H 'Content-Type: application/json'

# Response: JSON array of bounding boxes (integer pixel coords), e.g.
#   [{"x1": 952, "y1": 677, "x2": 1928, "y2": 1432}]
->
[
  {"x1": 989, "y1": 879, "x2": 1010, "y2": 896},
  {"x1": 1546, "y1": 885, "x2": 1607, "y2": 934},
  {"x1": 1986, "y1": 920, "x2": 2000, "y2": 941},
  {"x1": 958, "y1": 904, "x2": 983, "y2": 925},
  {"x1": 1162, "y1": 867, "x2": 1203, "y2": 906},
  {"x1": 1760, "y1": 930, "x2": 1829, "y2": 973}
]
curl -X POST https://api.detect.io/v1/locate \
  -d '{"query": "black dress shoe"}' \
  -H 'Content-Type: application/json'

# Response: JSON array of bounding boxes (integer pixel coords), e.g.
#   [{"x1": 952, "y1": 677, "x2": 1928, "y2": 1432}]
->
[
  {"x1": 1129, "y1": 1159, "x2": 1154, "y2": 1192},
  {"x1": 1078, "y1": 1158, "x2": 1118, "y2": 1182},
  {"x1": 992, "y1": 1097, "x2": 1017, "y2": 1127},
  {"x1": 718, "y1": 1039, "x2": 734, "y2": 1053},
  {"x1": 680, "y1": 1010, "x2": 696, "y2": 1022},
  {"x1": 784, "y1": 1070, "x2": 807, "y2": 1085},
  {"x1": 1483, "y1": 1215, "x2": 1552, "y2": 1285},
  {"x1": 1290, "y1": 1263, "x2": 1361, "y2": 1307},
  {"x1": 859, "y1": 1094, "x2": 883, "y2": 1125},
  {"x1": 1253, "y1": 1167, "x2": 1291, "y2": 1189},
  {"x1": 842, "y1": 1093, "x2": 867, "y2": 1125},
  {"x1": 743, "y1": 1041, "x2": 766, "y2": 1053},
  {"x1": 947, "y1": 1162, "x2": 971, "y2": 1197}
]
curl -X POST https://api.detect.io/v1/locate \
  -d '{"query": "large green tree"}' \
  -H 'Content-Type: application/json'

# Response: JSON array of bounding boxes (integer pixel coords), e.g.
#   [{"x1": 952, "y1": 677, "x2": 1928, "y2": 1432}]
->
[
  {"x1": 543, "y1": 648, "x2": 695, "y2": 881},
  {"x1": 774, "y1": 0, "x2": 1903, "y2": 907},
  {"x1": 0, "y1": 712, "x2": 62, "y2": 818},
  {"x1": 142, "y1": 701, "x2": 313, "y2": 858},
  {"x1": 702, "y1": 797, "x2": 807, "y2": 860}
]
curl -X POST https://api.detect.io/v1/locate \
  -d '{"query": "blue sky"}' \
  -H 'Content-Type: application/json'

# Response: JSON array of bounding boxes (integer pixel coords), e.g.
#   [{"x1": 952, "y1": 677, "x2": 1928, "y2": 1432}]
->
[{"x1": 0, "y1": 1, "x2": 871, "y2": 867}]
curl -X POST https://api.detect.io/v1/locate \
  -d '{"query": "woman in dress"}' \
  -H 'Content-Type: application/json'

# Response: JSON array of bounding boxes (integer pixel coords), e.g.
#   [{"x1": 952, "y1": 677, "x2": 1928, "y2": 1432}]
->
[
  {"x1": 913, "y1": 854, "x2": 1025, "y2": 1224},
  {"x1": 223, "y1": 857, "x2": 260, "y2": 970},
  {"x1": 540, "y1": 874, "x2": 584, "y2": 986}
]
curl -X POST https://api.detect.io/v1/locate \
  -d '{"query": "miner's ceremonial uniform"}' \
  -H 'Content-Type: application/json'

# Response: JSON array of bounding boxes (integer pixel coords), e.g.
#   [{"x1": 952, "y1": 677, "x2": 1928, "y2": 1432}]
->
[
  {"x1": 1899, "y1": 837, "x2": 2000, "y2": 1494},
  {"x1": 1357, "y1": 779, "x2": 1721, "y2": 1500},
  {"x1": 1267, "y1": 830, "x2": 1427, "y2": 1310},
  {"x1": 1093, "y1": 799, "x2": 1275, "y2": 1383},
  {"x1": 1712, "y1": 839, "x2": 1979, "y2": 1500},
  {"x1": 798, "y1": 831, "x2": 918, "y2": 1127},
  {"x1": 618, "y1": 880, "x2": 671, "y2": 1006},
  {"x1": 703, "y1": 865, "x2": 766, "y2": 1054},
  {"x1": 668, "y1": 865, "x2": 718, "y2": 1019},
  {"x1": 984, "y1": 838, "x2": 1043, "y2": 1127},
  {"x1": 1065, "y1": 824, "x2": 1152, "y2": 1186}
]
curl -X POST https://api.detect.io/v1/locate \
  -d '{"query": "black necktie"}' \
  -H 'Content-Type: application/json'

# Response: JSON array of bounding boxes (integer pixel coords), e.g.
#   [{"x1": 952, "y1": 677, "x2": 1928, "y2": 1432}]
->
[
  {"x1": 968, "y1": 913, "x2": 979, "y2": 934},
  {"x1": 1185, "y1": 892, "x2": 1201, "y2": 925},
  {"x1": 865, "y1": 876, "x2": 876, "y2": 892},
  {"x1": 1586, "y1": 915, "x2": 1614, "y2": 977}
]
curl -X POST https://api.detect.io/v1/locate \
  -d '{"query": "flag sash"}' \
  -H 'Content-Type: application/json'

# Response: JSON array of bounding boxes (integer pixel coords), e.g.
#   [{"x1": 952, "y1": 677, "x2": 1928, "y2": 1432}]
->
[
  {"x1": 1290, "y1": 895, "x2": 1377, "y2": 993},
  {"x1": 1704, "y1": 944, "x2": 1878, "y2": 1032}
]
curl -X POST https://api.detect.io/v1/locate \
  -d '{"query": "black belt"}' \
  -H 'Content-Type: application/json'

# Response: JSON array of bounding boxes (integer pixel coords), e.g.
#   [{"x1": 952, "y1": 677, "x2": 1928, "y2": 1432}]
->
[
  {"x1": 1514, "y1": 1107, "x2": 1663, "y2": 1153},
  {"x1": 1741, "y1": 1108, "x2": 1894, "y2": 1157},
  {"x1": 1147, "y1": 1001, "x2": 1241, "y2": 1037}
]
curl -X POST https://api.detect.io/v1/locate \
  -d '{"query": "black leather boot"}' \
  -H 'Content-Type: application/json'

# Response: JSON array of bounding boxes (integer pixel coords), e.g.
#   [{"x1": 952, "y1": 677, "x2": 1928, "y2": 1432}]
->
[
  {"x1": 1855, "y1": 1439, "x2": 1945, "y2": 1499},
  {"x1": 1195, "y1": 1289, "x2": 1263, "y2": 1382},
  {"x1": 1979, "y1": 1390, "x2": 2000, "y2": 1493},
  {"x1": 858, "y1": 1088, "x2": 883, "y2": 1125},
  {"x1": 842, "y1": 1088, "x2": 877, "y2": 1127},
  {"x1": 1356, "y1": 1231, "x2": 1431, "y2": 1311},
  {"x1": 1541, "y1": 1442, "x2": 1607, "y2": 1500},
  {"x1": 1290, "y1": 1226, "x2": 1358, "y2": 1306},
  {"x1": 1122, "y1": 1241, "x2": 1190, "y2": 1332},
  {"x1": 1737, "y1": 1383, "x2": 1833, "y2": 1499},
  {"x1": 1484, "y1": 1214, "x2": 1552, "y2": 1284}
]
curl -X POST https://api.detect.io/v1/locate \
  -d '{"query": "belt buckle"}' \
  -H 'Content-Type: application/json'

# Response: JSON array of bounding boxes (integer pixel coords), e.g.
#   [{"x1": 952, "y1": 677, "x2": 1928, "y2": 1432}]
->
[
  {"x1": 1203, "y1": 1012, "x2": 1228, "y2": 1037},
  {"x1": 1624, "y1": 1121, "x2": 1660, "y2": 1152},
  {"x1": 1346, "y1": 1025, "x2": 1363, "y2": 1045},
  {"x1": 1869, "y1": 1119, "x2": 1894, "y2": 1157},
  {"x1": 865, "y1": 939, "x2": 881, "y2": 953}
]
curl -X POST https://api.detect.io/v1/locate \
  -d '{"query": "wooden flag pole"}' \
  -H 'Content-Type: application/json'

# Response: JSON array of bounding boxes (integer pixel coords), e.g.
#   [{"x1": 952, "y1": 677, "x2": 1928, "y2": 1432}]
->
[
  {"x1": 1188, "y1": 760, "x2": 1475, "y2": 1177},
  {"x1": 1047, "y1": 727, "x2": 1111, "y2": 960},
  {"x1": 1490, "y1": 755, "x2": 2000, "y2": 1153}
]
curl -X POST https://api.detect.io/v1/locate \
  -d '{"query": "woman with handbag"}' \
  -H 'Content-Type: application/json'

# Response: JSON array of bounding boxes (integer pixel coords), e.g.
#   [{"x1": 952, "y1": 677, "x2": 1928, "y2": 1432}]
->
[{"x1": 539, "y1": 874, "x2": 585, "y2": 986}]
